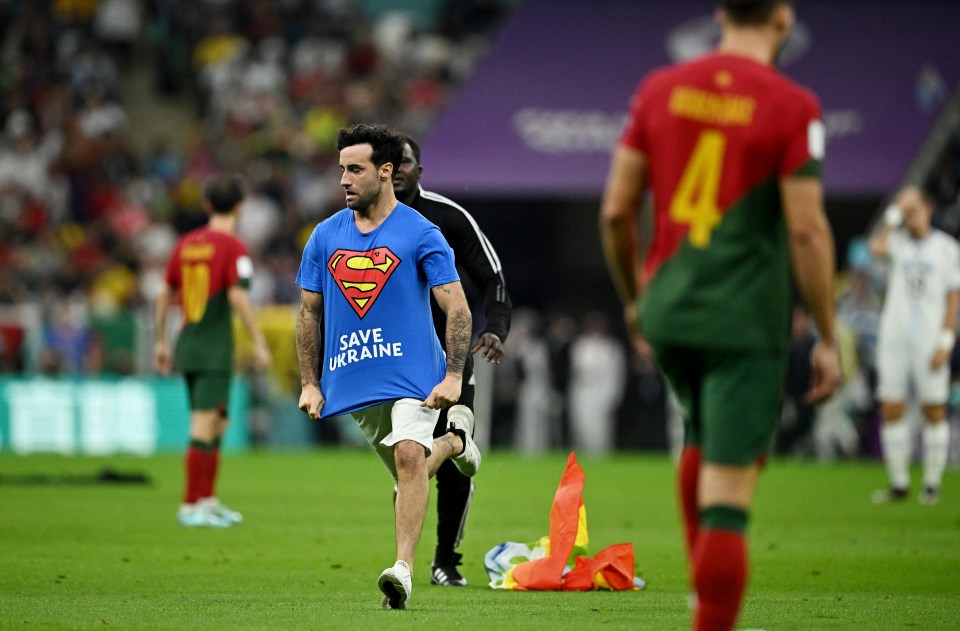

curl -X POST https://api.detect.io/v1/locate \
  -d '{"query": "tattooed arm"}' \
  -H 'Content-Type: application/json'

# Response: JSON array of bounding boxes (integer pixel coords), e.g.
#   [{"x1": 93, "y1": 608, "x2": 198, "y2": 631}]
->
[
  {"x1": 422, "y1": 280, "x2": 472, "y2": 409},
  {"x1": 296, "y1": 288, "x2": 325, "y2": 419}
]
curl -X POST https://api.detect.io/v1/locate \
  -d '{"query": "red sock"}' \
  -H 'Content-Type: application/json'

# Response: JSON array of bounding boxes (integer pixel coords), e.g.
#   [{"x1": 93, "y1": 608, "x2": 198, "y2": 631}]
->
[
  {"x1": 693, "y1": 528, "x2": 747, "y2": 631},
  {"x1": 678, "y1": 446, "x2": 702, "y2": 561},
  {"x1": 183, "y1": 446, "x2": 206, "y2": 504},
  {"x1": 200, "y1": 447, "x2": 220, "y2": 499}
]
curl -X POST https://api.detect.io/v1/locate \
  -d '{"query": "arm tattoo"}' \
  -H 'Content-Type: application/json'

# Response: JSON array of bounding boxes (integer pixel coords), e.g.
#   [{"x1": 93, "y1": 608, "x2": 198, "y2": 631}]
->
[
  {"x1": 296, "y1": 291, "x2": 323, "y2": 387},
  {"x1": 444, "y1": 306, "x2": 471, "y2": 376}
]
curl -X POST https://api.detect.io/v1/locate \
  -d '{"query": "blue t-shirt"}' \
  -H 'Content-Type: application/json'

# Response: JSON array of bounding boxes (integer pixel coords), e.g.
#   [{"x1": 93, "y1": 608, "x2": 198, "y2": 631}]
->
[{"x1": 296, "y1": 203, "x2": 460, "y2": 417}]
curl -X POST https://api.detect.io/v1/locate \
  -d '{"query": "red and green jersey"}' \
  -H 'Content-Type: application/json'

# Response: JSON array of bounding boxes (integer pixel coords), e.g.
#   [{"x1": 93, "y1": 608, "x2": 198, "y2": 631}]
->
[
  {"x1": 620, "y1": 52, "x2": 823, "y2": 352},
  {"x1": 164, "y1": 227, "x2": 252, "y2": 372}
]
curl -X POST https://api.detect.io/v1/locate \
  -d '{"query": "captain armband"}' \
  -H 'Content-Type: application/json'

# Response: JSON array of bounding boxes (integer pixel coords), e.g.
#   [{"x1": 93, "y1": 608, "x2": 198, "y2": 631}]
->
[{"x1": 938, "y1": 329, "x2": 956, "y2": 352}]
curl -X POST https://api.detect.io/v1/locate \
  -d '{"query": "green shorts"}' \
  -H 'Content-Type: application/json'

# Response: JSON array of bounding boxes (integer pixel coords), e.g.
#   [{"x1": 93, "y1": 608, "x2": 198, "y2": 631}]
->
[
  {"x1": 654, "y1": 344, "x2": 786, "y2": 466},
  {"x1": 184, "y1": 372, "x2": 231, "y2": 413}
]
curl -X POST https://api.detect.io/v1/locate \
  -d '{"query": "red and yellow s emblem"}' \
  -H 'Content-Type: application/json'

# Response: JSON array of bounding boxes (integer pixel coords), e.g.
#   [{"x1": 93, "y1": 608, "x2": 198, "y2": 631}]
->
[{"x1": 328, "y1": 247, "x2": 401, "y2": 318}]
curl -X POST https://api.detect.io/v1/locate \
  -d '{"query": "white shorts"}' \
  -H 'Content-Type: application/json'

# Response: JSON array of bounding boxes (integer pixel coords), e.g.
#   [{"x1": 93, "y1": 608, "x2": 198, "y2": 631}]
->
[
  {"x1": 350, "y1": 398, "x2": 439, "y2": 479},
  {"x1": 876, "y1": 337, "x2": 950, "y2": 405}
]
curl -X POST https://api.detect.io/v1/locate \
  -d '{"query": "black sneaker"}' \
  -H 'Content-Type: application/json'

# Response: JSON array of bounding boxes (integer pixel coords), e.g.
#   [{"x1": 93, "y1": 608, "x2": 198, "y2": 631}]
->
[
  {"x1": 871, "y1": 487, "x2": 908, "y2": 504},
  {"x1": 430, "y1": 563, "x2": 468, "y2": 587}
]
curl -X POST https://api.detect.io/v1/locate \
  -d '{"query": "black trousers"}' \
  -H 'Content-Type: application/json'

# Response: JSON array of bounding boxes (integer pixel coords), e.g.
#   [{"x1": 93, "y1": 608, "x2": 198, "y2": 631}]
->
[{"x1": 431, "y1": 353, "x2": 475, "y2": 565}]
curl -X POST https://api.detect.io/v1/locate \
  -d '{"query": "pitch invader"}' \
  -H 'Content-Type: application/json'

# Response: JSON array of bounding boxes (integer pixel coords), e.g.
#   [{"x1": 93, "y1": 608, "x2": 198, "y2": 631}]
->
[
  {"x1": 869, "y1": 186, "x2": 960, "y2": 505},
  {"x1": 296, "y1": 124, "x2": 481, "y2": 610}
]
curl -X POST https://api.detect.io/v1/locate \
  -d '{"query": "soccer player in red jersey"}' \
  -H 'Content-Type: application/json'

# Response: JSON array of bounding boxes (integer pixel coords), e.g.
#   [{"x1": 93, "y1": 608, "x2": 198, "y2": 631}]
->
[
  {"x1": 154, "y1": 174, "x2": 271, "y2": 528},
  {"x1": 600, "y1": 1, "x2": 842, "y2": 629}
]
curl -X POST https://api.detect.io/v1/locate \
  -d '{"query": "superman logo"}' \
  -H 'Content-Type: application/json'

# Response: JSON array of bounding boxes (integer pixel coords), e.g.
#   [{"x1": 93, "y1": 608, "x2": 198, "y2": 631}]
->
[{"x1": 327, "y1": 247, "x2": 401, "y2": 318}]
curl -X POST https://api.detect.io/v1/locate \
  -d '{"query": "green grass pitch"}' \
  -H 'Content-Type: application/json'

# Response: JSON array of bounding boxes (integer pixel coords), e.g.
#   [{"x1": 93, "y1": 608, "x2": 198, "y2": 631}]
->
[{"x1": 1, "y1": 449, "x2": 958, "y2": 630}]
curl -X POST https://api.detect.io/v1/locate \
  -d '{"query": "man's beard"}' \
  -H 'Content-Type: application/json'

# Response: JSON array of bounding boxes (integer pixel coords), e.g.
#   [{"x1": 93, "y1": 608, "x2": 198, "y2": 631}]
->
[{"x1": 349, "y1": 180, "x2": 382, "y2": 210}]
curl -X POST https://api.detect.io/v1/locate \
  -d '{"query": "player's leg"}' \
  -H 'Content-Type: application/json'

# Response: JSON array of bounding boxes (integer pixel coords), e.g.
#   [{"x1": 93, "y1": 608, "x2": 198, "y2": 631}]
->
[
  {"x1": 692, "y1": 349, "x2": 784, "y2": 631},
  {"x1": 654, "y1": 346, "x2": 703, "y2": 567},
  {"x1": 181, "y1": 409, "x2": 219, "y2": 514},
  {"x1": 193, "y1": 373, "x2": 242, "y2": 522},
  {"x1": 695, "y1": 463, "x2": 760, "y2": 631},
  {"x1": 389, "y1": 400, "x2": 441, "y2": 609},
  {"x1": 431, "y1": 364, "x2": 476, "y2": 586},
  {"x1": 918, "y1": 356, "x2": 951, "y2": 504},
  {"x1": 873, "y1": 339, "x2": 911, "y2": 502},
  {"x1": 178, "y1": 373, "x2": 231, "y2": 527},
  {"x1": 200, "y1": 406, "x2": 243, "y2": 523},
  {"x1": 206, "y1": 389, "x2": 230, "y2": 500},
  {"x1": 919, "y1": 404, "x2": 948, "y2": 504},
  {"x1": 354, "y1": 399, "x2": 437, "y2": 609},
  {"x1": 393, "y1": 438, "x2": 429, "y2": 566},
  {"x1": 354, "y1": 400, "x2": 462, "y2": 480}
]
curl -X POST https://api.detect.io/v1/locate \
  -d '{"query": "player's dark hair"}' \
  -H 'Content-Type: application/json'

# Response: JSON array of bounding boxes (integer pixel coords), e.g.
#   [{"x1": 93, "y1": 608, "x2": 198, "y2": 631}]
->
[
  {"x1": 336, "y1": 124, "x2": 404, "y2": 177},
  {"x1": 721, "y1": 0, "x2": 791, "y2": 25},
  {"x1": 399, "y1": 134, "x2": 422, "y2": 165},
  {"x1": 204, "y1": 174, "x2": 246, "y2": 214}
]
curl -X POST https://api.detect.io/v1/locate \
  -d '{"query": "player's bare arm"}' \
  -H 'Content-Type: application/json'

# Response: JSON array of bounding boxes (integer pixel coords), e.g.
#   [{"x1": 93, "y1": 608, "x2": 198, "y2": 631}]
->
[
  {"x1": 781, "y1": 175, "x2": 842, "y2": 403},
  {"x1": 296, "y1": 288, "x2": 325, "y2": 419},
  {"x1": 228, "y1": 285, "x2": 272, "y2": 369},
  {"x1": 600, "y1": 145, "x2": 652, "y2": 357},
  {"x1": 153, "y1": 283, "x2": 173, "y2": 375},
  {"x1": 932, "y1": 289, "x2": 960, "y2": 369},
  {"x1": 600, "y1": 145, "x2": 647, "y2": 303},
  {"x1": 868, "y1": 204, "x2": 903, "y2": 259},
  {"x1": 423, "y1": 281, "x2": 472, "y2": 409}
]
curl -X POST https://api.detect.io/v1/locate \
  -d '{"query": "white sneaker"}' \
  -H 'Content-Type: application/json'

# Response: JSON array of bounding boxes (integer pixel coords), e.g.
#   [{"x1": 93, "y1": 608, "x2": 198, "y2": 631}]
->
[
  {"x1": 177, "y1": 503, "x2": 231, "y2": 528},
  {"x1": 199, "y1": 497, "x2": 243, "y2": 524},
  {"x1": 918, "y1": 486, "x2": 940, "y2": 505},
  {"x1": 871, "y1": 487, "x2": 908, "y2": 504},
  {"x1": 378, "y1": 560, "x2": 412, "y2": 610},
  {"x1": 447, "y1": 405, "x2": 480, "y2": 477}
]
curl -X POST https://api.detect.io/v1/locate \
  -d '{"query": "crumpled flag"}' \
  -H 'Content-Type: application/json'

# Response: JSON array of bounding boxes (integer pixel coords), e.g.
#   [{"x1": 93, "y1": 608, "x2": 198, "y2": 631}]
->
[{"x1": 485, "y1": 452, "x2": 646, "y2": 591}]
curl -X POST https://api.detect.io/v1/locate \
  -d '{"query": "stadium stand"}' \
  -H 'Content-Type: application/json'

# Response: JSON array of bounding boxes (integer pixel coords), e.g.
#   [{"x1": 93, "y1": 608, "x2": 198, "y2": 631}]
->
[{"x1": 0, "y1": 0, "x2": 512, "y2": 380}]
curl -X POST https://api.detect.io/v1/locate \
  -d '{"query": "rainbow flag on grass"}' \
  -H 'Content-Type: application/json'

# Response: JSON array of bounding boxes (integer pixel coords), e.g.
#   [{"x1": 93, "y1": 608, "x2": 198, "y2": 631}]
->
[{"x1": 484, "y1": 452, "x2": 646, "y2": 591}]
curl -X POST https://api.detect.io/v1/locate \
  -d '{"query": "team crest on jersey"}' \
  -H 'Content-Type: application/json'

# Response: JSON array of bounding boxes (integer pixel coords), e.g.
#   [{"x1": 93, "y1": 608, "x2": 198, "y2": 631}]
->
[{"x1": 328, "y1": 247, "x2": 401, "y2": 318}]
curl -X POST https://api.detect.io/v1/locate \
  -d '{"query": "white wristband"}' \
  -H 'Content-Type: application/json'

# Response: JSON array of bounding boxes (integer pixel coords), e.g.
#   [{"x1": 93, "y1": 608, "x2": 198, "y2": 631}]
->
[
  {"x1": 938, "y1": 329, "x2": 955, "y2": 351},
  {"x1": 884, "y1": 204, "x2": 902, "y2": 228}
]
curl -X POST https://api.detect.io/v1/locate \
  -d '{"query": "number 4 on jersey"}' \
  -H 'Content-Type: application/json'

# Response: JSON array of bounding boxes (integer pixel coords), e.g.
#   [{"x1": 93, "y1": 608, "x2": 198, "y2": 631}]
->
[{"x1": 669, "y1": 130, "x2": 726, "y2": 248}]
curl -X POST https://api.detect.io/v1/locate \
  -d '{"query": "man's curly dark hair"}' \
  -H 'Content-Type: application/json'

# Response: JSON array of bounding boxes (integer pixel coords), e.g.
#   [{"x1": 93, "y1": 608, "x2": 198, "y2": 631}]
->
[{"x1": 336, "y1": 124, "x2": 404, "y2": 178}]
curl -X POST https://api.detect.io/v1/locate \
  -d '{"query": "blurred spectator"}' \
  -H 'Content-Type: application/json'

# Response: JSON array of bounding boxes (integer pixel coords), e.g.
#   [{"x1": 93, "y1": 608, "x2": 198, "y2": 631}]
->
[
  {"x1": 68, "y1": 40, "x2": 122, "y2": 103},
  {"x1": 510, "y1": 308, "x2": 556, "y2": 453},
  {"x1": 811, "y1": 331, "x2": 869, "y2": 462},
  {"x1": 834, "y1": 248, "x2": 884, "y2": 455},
  {"x1": 545, "y1": 312, "x2": 576, "y2": 445},
  {"x1": 567, "y1": 311, "x2": 627, "y2": 455},
  {"x1": 33, "y1": 296, "x2": 96, "y2": 375},
  {"x1": 145, "y1": 139, "x2": 184, "y2": 185},
  {"x1": 774, "y1": 306, "x2": 818, "y2": 456},
  {"x1": 94, "y1": 0, "x2": 142, "y2": 62}
]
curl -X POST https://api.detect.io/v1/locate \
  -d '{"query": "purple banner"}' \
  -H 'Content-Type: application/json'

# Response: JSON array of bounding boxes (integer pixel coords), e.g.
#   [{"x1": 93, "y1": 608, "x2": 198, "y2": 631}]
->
[{"x1": 421, "y1": 0, "x2": 960, "y2": 197}]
